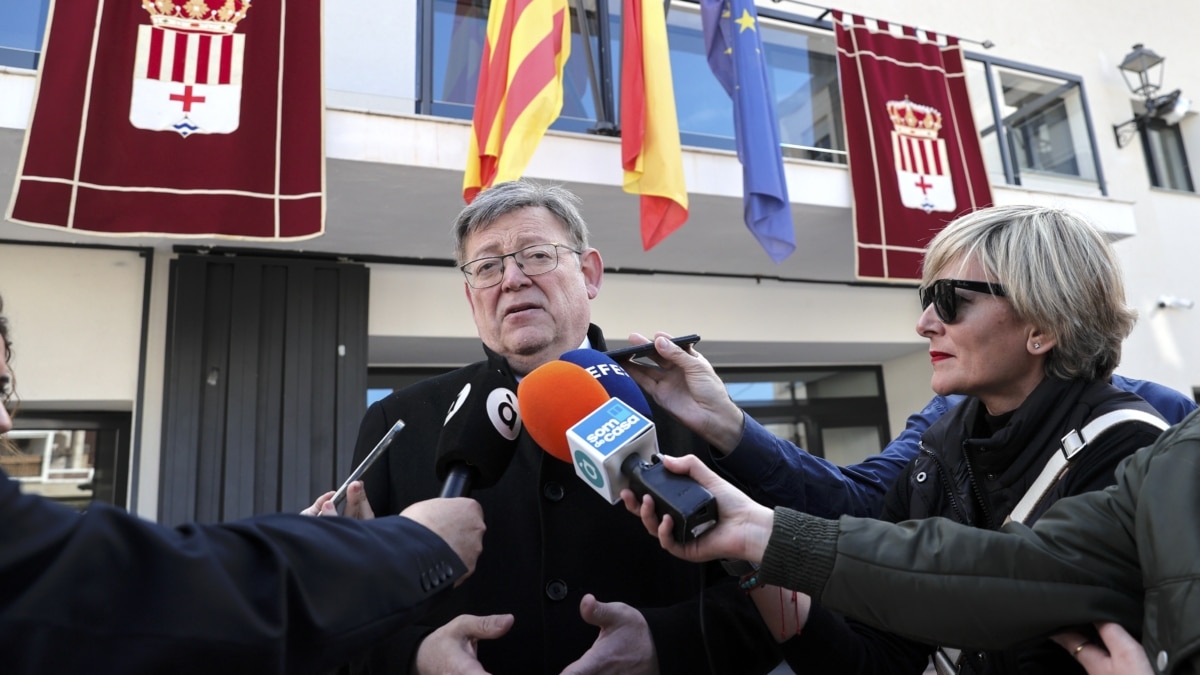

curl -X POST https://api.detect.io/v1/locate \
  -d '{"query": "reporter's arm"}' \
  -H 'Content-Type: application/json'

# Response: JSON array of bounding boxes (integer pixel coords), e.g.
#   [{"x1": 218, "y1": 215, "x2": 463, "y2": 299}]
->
[
  {"x1": 0, "y1": 472, "x2": 468, "y2": 673},
  {"x1": 756, "y1": 468, "x2": 1145, "y2": 651},
  {"x1": 627, "y1": 447, "x2": 1144, "y2": 652},
  {"x1": 629, "y1": 333, "x2": 955, "y2": 518},
  {"x1": 715, "y1": 413, "x2": 914, "y2": 517}
]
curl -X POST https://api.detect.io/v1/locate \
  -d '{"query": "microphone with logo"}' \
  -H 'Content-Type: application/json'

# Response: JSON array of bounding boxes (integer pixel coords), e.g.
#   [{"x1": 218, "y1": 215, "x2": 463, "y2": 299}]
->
[
  {"x1": 558, "y1": 348, "x2": 653, "y2": 418},
  {"x1": 517, "y1": 353, "x2": 718, "y2": 544},
  {"x1": 435, "y1": 368, "x2": 523, "y2": 498}
]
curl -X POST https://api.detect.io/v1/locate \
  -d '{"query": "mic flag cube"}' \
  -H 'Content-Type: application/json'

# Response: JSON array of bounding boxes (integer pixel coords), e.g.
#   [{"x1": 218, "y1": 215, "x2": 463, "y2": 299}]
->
[{"x1": 565, "y1": 398, "x2": 657, "y2": 504}]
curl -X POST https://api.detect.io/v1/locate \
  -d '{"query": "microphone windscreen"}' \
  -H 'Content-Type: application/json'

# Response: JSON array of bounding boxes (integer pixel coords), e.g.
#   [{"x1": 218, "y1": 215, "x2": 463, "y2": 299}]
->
[
  {"x1": 517, "y1": 360, "x2": 609, "y2": 463},
  {"x1": 434, "y1": 367, "x2": 522, "y2": 489},
  {"x1": 559, "y1": 348, "x2": 653, "y2": 419}
]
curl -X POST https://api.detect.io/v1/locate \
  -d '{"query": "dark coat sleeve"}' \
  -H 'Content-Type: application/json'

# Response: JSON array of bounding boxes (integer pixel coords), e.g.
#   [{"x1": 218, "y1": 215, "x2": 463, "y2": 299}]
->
[
  {"x1": 0, "y1": 471, "x2": 465, "y2": 675},
  {"x1": 778, "y1": 460, "x2": 933, "y2": 674},
  {"x1": 759, "y1": 453, "x2": 1146, "y2": 652},
  {"x1": 642, "y1": 405, "x2": 784, "y2": 674},
  {"x1": 714, "y1": 395, "x2": 962, "y2": 519},
  {"x1": 343, "y1": 393, "x2": 448, "y2": 674}
]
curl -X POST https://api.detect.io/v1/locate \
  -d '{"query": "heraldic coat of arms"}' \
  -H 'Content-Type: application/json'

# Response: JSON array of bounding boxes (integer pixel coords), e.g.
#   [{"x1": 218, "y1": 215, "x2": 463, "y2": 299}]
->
[
  {"x1": 131, "y1": 0, "x2": 252, "y2": 137},
  {"x1": 888, "y1": 96, "x2": 956, "y2": 214}
]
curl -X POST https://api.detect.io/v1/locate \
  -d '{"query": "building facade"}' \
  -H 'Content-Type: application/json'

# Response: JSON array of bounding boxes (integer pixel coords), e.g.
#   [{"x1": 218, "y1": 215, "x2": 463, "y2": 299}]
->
[{"x1": 1, "y1": 0, "x2": 1197, "y2": 521}]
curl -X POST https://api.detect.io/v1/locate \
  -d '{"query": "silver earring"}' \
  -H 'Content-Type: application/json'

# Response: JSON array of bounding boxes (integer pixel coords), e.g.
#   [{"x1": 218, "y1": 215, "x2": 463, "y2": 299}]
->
[{"x1": 1033, "y1": 342, "x2": 1041, "y2": 350}]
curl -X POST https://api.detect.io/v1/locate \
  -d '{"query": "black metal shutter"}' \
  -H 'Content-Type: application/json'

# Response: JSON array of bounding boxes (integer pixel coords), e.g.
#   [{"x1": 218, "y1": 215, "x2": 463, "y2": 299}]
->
[{"x1": 159, "y1": 253, "x2": 368, "y2": 524}]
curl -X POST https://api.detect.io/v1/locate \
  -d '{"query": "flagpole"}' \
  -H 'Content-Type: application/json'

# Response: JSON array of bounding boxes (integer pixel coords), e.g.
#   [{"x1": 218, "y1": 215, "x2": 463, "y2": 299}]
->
[{"x1": 768, "y1": 0, "x2": 996, "y2": 49}]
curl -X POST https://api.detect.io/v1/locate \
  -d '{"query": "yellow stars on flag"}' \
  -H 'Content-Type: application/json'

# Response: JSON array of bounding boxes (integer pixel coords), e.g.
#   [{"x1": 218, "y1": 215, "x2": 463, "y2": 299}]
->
[{"x1": 735, "y1": 8, "x2": 757, "y2": 32}]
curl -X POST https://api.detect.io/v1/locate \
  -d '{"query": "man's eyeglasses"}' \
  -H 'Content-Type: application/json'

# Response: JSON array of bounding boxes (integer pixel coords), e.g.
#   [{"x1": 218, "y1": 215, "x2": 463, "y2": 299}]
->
[
  {"x1": 919, "y1": 279, "x2": 1007, "y2": 323},
  {"x1": 460, "y1": 243, "x2": 581, "y2": 289}
]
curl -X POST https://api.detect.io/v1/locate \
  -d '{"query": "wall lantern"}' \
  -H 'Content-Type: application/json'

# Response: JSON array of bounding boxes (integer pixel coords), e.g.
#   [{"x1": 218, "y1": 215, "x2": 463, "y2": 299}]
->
[{"x1": 1113, "y1": 43, "x2": 1190, "y2": 148}]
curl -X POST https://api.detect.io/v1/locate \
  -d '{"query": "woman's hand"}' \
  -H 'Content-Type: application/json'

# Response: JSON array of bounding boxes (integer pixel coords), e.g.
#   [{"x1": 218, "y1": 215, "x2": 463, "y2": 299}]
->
[
  {"x1": 621, "y1": 333, "x2": 746, "y2": 454},
  {"x1": 1051, "y1": 623, "x2": 1152, "y2": 675},
  {"x1": 620, "y1": 453, "x2": 774, "y2": 564}
]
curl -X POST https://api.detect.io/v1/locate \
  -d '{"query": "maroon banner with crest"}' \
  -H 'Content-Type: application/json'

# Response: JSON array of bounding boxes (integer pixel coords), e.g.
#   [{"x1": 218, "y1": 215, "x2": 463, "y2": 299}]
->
[
  {"x1": 833, "y1": 12, "x2": 992, "y2": 282},
  {"x1": 7, "y1": 0, "x2": 324, "y2": 239}
]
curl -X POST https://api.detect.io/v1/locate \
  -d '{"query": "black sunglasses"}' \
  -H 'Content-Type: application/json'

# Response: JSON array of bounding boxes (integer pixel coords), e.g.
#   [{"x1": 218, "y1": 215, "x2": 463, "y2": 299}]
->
[{"x1": 919, "y1": 279, "x2": 1007, "y2": 323}]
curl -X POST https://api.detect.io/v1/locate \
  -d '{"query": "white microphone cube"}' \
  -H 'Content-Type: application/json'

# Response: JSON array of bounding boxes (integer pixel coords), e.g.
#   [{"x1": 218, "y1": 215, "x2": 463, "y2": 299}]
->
[{"x1": 565, "y1": 398, "x2": 657, "y2": 504}]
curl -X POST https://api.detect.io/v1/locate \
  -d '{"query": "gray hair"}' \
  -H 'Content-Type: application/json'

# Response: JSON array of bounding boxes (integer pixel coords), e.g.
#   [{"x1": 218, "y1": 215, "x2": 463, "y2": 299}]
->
[
  {"x1": 921, "y1": 205, "x2": 1135, "y2": 381},
  {"x1": 452, "y1": 180, "x2": 591, "y2": 264}
]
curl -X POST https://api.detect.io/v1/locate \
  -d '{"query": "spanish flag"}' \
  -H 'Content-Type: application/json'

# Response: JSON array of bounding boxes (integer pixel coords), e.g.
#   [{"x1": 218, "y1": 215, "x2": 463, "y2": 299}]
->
[
  {"x1": 620, "y1": 0, "x2": 688, "y2": 250},
  {"x1": 463, "y1": 0, "x2": 571, "y2": 203}
]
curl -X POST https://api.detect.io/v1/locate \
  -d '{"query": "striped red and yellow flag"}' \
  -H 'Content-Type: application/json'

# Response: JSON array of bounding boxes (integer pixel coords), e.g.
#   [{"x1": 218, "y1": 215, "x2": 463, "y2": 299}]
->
[
  {"x1": 463, "y1": 0, "x2": 571, "y2": 203},
  {"x1": 620, "y1": 0, "x2": 688, "y2": 250}
]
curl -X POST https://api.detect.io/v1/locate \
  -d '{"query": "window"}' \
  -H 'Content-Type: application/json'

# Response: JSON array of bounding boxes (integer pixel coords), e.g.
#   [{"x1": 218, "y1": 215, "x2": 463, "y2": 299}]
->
[
  {"x1": 1142, "y1": 120, "x2": 1195, "y2": 192},
  {"x1": 611, "y1": 4, "x2": 844, "y2": 161},
  {"x1": 969, "y1": 62, "x2": 1103, "y2": 194},
  {"x1": 5, "y1": 412, "x2": 132, "y2": 511},
  {"x1": 0, "y1": 0, "x2": 50, "y2": 69},
  {"x1": 429, "y1": 0, "x2": 605, "y2": 133},
  {"x1": 419, "y1": 0, "x2": 1108, "y2": 187},
  {"x1": 426, "y1": 0, "x2": 845, "y2": 159},
  {"x1": 720, "y1": 367, "x2": 889, "y2": 465}
]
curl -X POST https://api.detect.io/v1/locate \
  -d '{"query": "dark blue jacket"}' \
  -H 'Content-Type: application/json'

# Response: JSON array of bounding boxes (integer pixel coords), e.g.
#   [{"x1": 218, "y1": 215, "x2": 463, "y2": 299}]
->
[
  {"x1": 0, "y1": 470, "x2": 465, "y2": 674},
  {"x1": 714, "y1": 373, "x2": 1195, "y2": 518}
]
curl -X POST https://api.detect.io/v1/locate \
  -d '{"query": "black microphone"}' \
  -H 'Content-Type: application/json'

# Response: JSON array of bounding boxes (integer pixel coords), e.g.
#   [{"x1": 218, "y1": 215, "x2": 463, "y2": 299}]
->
[{"x1": 434, "y1": 367, "x2": 522, "y2": 497}]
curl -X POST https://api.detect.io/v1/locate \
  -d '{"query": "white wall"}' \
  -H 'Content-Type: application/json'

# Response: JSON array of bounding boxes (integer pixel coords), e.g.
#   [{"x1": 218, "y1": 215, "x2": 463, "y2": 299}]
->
[
  {"x1": 1114, "y1": 192, "x2": 1200, "y2": 397},
  {"x1": 0, "y1": 243, "x2": 145, "y2": 407},
  {"x1": 882, "y1": 349, "x2": 936, "y2": 442},
  {"x1": 367, "y1": 264, "x2": 477, "y2": 337},
  {"x1": 592, "y1": 273, "x2": 919, "y2": 348}
]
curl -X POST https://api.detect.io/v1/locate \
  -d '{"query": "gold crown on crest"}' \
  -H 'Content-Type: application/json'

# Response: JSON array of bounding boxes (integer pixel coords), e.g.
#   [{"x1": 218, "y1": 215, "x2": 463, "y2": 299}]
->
[
  {"x1": 141, "y1": 0, "x2": 251, "y2": 35},
  {"x1": 887, "y1": 97, "x2": 943, "y2": 140}
]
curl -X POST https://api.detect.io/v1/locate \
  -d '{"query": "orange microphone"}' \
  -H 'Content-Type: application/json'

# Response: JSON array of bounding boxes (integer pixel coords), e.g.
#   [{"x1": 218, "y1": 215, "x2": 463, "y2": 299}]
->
[
  {"x1": 517, "y1": 360, "x2": 609, "y2": 463},
  {"x1": 518, "y1": 356, "x2": 718, "y2": 543}
]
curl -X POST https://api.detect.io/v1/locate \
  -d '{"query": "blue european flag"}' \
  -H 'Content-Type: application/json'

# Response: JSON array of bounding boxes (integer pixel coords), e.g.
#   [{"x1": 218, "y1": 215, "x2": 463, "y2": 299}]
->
[{"x1": 700, "y1": 0, "x2": 795, "y2": 263}]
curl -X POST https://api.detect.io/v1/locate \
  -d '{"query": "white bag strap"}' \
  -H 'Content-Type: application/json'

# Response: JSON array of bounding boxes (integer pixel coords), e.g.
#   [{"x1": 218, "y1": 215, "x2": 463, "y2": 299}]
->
[
  {"x1": 938, "y1": 409, "x2": 1168, "y2": 669},
  {"x1": 1007, "y1": 409, "x2": 1168, "y2": 525}
]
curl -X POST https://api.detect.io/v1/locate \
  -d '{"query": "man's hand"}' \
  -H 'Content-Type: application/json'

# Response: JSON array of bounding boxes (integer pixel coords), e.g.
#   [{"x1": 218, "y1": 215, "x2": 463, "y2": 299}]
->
[
  {"x1": 620, "y1": 454, "x2": 773, "y2": 565},
  {"x1": 560, "y1": 594, "x2": 658, "y2": 675},
  {"x1": 300, "y1": 480, "x2": 376, "y2": 519},
  {"x1": 1051, "y1": 622, "x2": 1152, "y2": 675},
  {"x1": 400, "y1": 497, "x2": 486, "y2": 580},
  {"x1": 621, "y1": 333, "x2": 745, "y2": 454},
  {"x1": 414, "y1": 613, "x2": 515, "y2": 675}
]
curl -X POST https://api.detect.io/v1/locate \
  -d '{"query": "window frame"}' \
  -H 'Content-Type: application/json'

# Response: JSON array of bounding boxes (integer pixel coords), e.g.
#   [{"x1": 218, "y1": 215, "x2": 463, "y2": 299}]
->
[
  {"x1": 966, "y1": 52, "x2": 1108, "y2": 196},
  {"x1": 1140, "y1": 117, "x2": 1195, "y2": 192},
  {"x1": 8, "y1": 411, "x2": 133, "y2": 511}
]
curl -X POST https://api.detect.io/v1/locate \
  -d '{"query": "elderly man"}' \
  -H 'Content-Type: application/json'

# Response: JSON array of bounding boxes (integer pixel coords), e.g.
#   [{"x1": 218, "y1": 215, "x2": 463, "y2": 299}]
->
[{"x1": 346, "y1": 181, "x2": 777, "y2": 674}]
